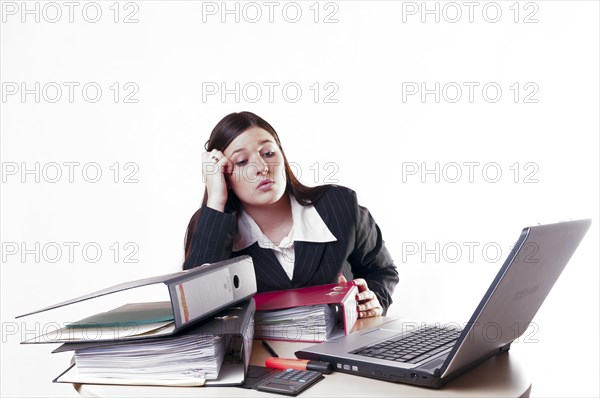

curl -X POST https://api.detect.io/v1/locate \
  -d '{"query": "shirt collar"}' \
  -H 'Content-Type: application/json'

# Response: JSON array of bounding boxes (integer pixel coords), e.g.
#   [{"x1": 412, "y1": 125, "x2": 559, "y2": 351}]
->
[{"x1": 233, "y1": 195, "x2": 337, "y2": 252}]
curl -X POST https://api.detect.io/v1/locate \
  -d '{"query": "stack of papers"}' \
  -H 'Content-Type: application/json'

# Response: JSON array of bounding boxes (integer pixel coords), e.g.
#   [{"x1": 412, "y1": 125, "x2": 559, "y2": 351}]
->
[
  {"x1": 255, "y1": 304, "x2": 339, "y2": 342},
  {"x1": 53, "y1": 299, "x2": 256, "y2": 387},
  {"x1": 253, "y1": 282, "x2": 360, "y2": 343},
  {"x1": 17, "y1": 257, "x2": 258, "y2": 387},
  {"x1": 72, "y1": 334, "x2": 225, "y2": 384}
]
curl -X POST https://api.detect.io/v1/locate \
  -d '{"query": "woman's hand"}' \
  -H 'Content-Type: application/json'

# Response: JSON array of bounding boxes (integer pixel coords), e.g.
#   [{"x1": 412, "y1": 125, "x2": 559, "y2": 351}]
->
[
  {"x1": 337, "y1": 275, "x2": 383, "y2": 318},
  {"x1": 202, "y1": 150, "x2": 234, "y2": 212}
]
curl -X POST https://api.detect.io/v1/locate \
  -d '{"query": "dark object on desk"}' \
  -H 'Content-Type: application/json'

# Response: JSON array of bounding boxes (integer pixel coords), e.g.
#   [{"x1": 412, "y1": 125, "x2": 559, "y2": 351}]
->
[
  {"x1": 239, "y1": 366, "x2": 324, "y2": 396},
  {"x1": 297, "y1": 219, "x2": 592, "y2": 388},
  {"x1": 262, "y1": 340, "x2": 279, "y2": 357},
  {"x1": 256, "y1": 368, "x2": 325, "y2": 396},
  {"x1": 238, "y1": 365, "x2": 280, "y2": 389}
]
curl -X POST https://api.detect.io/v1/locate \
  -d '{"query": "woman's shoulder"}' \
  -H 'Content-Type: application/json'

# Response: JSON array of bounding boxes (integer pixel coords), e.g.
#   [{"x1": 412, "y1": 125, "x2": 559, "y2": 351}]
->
[
  {"x1": 312, "y1": 184, "x2": 359, "y2": 207},
  {"x1": 306, "y1": 185, "x2": 358, "y2": 227}
]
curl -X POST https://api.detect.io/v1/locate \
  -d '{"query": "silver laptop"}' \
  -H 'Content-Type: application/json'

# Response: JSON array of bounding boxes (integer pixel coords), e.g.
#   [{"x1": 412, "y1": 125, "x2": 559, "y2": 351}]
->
[{"x1": 296, "y1": 219, "x2": 591, "y2": 388}]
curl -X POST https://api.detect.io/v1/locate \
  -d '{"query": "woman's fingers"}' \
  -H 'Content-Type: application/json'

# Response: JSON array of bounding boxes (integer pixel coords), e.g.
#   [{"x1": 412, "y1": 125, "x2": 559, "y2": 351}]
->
[
  {"x1": 206, "y1": 150, "x2": 234, "y2": 177},
  {"x1": 357, "y1": 297, "x2": 380, "y2": 312},
  {"x1": 356, "y1": 289, "x2": 375, "y2": 302},
  {"x1": 358, "y1": 296, "x2": 383, "y2": 318},
  {"x1": 215, "y1": 150, "x2": 234, "y2": 175},
  {"x1": 359, "y1": 307, "x2": 383, "y2": 318},
  {"x1": 351, "y1": 278, "x2": 382, "y2": 318},
  {"x1": 353, "y1": 278, "x2": 369, "y2": 293},
  {"x1": 206, "y1": 150, "x2": 232, "y2": 174},
  {"x1": 202, "y1": 150, "x2": 234, "y2": 211}
]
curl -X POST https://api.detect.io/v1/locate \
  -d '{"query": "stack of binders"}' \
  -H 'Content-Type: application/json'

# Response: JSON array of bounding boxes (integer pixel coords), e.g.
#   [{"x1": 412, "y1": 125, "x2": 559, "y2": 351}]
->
[
  {"x1": 17, "y1": 256, "x2": 257, "y2": 387},
  {"x1": 53, "y1": 300, "x2": 256, "y2": 386},
  {"x1": 253, "y1": 282, "x2": 359, "y2": 343}
]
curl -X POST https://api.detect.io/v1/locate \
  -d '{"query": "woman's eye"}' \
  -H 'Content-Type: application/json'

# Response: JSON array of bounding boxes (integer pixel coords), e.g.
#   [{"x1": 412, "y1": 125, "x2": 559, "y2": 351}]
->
[
  {"x1": 236, "y1": 160, "x2": 248, "y2": 166},
  {"x1": 263, "y1": 151, "x2": 275, "y2": 158}
]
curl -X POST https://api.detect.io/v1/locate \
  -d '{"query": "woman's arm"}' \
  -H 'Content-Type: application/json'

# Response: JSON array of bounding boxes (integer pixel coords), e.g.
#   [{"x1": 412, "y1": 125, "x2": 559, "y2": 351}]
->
[
  {"x1": 347, "y1": 193, "x2": 399, "y2": 316},
  {"x1": 183, "y1": 206, "x2": 237, "y2": 270},
  {"x1": 184, "y1": 150, "x2": 237, "y2": 270}
]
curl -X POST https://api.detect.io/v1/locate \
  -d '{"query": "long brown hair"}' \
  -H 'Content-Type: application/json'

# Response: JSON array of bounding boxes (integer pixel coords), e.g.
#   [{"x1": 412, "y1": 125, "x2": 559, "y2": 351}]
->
[{"x1": 184, "y1": 111, "x2": 332, "y2": 260}]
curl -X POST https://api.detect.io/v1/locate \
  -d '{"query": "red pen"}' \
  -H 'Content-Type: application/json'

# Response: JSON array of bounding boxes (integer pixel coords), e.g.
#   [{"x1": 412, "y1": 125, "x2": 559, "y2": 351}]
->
[{"x1": 265, "y1": 357, "x2": 332, "y2": 374}]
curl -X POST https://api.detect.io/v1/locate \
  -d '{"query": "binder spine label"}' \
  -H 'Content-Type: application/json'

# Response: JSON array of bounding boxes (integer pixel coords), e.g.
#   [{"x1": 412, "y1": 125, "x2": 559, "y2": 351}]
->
[
  {"x1": 177, "y1": 283, "x2": 190, "y2": 323},
  {"x1": 176, "y1": 269, "x2": 234, "y2": 325}
]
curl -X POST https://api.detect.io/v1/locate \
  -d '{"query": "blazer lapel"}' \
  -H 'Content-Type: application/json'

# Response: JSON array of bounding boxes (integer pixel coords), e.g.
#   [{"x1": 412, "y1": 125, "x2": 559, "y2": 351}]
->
[
  {"x1": 239, "y1": 243, "x2": 293, "y2": 291},
  {"x1": 291, "y1": 241, "x2": 326, "y2": 287}
]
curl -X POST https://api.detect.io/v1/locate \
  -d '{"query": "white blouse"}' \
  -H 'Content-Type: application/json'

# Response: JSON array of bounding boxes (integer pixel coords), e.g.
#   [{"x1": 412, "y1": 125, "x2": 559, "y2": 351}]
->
[{"x1": 232, "y1": 195, "x2": 337, "y2": 280}]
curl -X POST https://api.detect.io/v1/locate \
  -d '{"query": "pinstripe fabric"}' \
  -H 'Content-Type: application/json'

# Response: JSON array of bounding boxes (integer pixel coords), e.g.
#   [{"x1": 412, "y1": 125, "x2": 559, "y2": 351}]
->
[{"x1": 183, "y1": 185, "x2": 399, "y2": 314}]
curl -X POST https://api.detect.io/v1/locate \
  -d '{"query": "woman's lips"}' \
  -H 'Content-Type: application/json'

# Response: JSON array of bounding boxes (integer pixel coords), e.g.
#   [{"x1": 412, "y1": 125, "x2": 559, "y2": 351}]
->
[{"x1": 257, "y1": 179, "x2": 274, "y2": 191}]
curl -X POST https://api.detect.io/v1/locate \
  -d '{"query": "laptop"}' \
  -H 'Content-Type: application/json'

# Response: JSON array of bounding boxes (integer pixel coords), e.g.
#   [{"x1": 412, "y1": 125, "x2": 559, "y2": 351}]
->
[{"x1": 296, "y1": 219, "x2": 591, "y2": 388}]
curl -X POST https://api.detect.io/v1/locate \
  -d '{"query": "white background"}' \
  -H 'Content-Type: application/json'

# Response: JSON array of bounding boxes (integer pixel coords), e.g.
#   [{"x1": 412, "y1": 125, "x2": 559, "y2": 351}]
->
[{"x1": 1, "y1": 1, "x2": 598, "y2": 396}]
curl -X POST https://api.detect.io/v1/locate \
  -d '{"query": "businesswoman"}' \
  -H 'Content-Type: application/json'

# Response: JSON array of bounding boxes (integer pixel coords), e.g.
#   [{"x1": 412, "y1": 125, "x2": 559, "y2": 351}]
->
[{"x1": 183, "y1": 112, "x2": 399, "y2": 318}]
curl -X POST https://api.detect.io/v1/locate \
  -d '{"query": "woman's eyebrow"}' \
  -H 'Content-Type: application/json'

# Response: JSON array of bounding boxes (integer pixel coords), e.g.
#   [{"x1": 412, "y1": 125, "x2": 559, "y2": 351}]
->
[{"x1": 230, "y1": 139, "x2": 274, "y2": 155}]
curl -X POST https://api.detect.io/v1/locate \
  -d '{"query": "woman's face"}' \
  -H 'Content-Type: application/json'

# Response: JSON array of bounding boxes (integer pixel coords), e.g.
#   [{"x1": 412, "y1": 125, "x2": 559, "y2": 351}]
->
[{"x1": 223, "y1": 127, "x2": 287, "y2": 208}]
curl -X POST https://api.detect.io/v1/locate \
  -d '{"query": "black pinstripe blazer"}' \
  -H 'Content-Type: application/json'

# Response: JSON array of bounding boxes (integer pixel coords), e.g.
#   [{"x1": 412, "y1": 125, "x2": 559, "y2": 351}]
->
[{"x1": 183, "y1": 185, "x2": 399, "y2": 314}]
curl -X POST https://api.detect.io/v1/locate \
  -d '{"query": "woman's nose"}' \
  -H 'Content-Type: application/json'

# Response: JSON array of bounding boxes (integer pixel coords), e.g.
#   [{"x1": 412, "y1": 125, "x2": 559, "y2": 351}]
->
[{"x1": 255, "y1": 157, "x2": 269, "y2": 175}]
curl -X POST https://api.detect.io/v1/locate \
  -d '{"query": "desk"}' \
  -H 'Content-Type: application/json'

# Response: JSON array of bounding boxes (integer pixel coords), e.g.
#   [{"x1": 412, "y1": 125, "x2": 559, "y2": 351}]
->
[{"x1": 75, "y1": 317, "x2": 532, "y2": 397}]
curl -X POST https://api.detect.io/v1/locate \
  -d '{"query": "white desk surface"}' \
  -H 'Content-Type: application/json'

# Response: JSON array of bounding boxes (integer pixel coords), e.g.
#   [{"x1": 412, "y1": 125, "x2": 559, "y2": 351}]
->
[{"x1": 75, "y1": 317, "x2": 532, "y2": 398}]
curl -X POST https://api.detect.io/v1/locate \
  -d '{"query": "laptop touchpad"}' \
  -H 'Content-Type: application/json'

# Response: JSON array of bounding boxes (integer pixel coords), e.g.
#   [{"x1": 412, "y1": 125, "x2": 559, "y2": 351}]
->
[{"x1": 360, "y1": 328, "x2": 399, "y2": 340}]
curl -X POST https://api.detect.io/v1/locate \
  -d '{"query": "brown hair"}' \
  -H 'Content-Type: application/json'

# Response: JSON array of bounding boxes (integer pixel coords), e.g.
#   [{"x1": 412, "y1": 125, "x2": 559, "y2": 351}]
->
[{"x1": 184, "y1": 111, "x2": 332, "y2": 260}]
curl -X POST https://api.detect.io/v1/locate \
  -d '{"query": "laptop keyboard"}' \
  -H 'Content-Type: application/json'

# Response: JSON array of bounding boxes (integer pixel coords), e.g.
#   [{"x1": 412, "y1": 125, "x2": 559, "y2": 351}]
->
[{"x1": 350, "y1": 326, "x2": 461, "y2": 364}]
